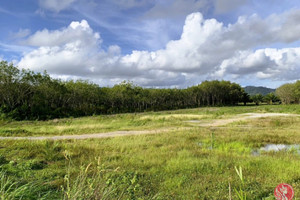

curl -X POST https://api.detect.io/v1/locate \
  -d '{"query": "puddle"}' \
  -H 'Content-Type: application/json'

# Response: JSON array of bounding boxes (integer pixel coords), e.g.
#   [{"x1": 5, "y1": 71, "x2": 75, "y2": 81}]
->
[
  {"x1": 185, "y1": 120, "x2": 201, "y2": 123},
  {"x1": 252, "y1": 144, "x2": 300, "y2": 156},
  {"x1": 197, "y1": 142, "x2": 300, "y2": 155},
  {"x1": 197, "y1": 142, "x2": 213, "y2": 150},
  {"x1": 261, "y1": 144, "x2": 300, "y2": 152},
  {"x1": 197, "y1": 142, "x2": 203, "y2": 146}
]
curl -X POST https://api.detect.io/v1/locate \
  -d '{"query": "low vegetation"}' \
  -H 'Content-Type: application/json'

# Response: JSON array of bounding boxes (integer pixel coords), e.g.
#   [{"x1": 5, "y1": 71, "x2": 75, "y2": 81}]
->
[
  {"x1": 1, "y1": 104, "x2": 300, "y2": 137},
  {"x1": 1, "y1": 105, "x2": 300, "y2": 199}
]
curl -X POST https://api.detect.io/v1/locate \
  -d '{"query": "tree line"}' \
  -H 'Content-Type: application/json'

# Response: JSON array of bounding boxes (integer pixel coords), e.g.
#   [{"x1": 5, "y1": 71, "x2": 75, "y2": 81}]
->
[
  {"x1": 276, "y1": 81, "x2": 300, "y2": 104},
  {"x1": 0, "y1": 61, "x2": 251, "y2": 120}
]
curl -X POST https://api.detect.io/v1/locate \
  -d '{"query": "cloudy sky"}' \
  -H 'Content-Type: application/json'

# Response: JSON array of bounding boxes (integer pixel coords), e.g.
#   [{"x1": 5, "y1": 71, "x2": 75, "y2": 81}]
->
[{"x1": 0, "y1": 0, "x2": 300, "y2": 88}]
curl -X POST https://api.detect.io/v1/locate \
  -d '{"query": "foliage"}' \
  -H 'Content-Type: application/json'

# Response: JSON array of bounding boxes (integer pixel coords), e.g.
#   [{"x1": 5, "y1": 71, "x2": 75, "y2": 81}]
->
[
  {"x1": 0, "y1": 171, "x2": 52, "y2": 200},
  {"x1": 263, "y1": 93, "x2": 280, "y2": 105},
  {"x1": 250, "y1": 94, "x2": 264, "y2": 105},
  {"x1": 0, "y1": 61, "x2": 248, "y2": 120},
  {"x1": 275, "y1": 81, "x2": 300, "y2": 104},
  {"x1": 234, "y1": 166, "x2": 247, "y2": 200},
  {"x1": 61, "y1": 154, "x2": 113, "y2": 200}
]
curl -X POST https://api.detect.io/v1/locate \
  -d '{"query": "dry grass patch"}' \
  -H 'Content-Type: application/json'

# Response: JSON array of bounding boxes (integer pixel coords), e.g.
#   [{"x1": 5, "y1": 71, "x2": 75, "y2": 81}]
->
[{"x1": 139, "y1": 114, "x2": 207, "y2": 120}]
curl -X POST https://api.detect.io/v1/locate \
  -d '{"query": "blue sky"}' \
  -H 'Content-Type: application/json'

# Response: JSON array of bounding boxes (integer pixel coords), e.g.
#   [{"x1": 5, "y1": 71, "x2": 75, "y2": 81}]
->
[{"x1": 0, "y1": 0, "x2": 300, "y2": 88}]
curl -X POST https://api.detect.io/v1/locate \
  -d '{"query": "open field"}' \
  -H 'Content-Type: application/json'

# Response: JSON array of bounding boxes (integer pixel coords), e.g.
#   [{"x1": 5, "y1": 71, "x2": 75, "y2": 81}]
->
[
  {"x1": 1, "y1": 104, "x2": 300, "y2": 199},
  {"x1": 1, "y1": 104, "x2": 300, "y2": 137}
]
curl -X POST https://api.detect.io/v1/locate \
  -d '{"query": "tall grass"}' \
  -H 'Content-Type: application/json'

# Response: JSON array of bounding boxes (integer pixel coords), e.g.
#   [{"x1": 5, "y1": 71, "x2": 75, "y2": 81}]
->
[
  {"x1": 60, "y1": 152, "x2": 158, "y2": 200},
  {"x1": 0, "y1": 171, "x2": 50, "y2": 200},
  {"x1": 61, "y1": 152, "x2": 114, "y2": 200},
  {"x1": 234, "y1": 166, "x2": 247, "y2": 200},
  {"x1": 1, "y1": 105, "x2": 300, "y2": 199}
]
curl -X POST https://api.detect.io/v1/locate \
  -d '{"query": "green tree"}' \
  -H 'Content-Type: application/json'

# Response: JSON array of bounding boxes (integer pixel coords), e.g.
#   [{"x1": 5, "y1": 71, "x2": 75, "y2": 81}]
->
[
  {"x1": 264, "y1": 93, "x2": 279, "y2": 105},
  {"x1": 241, "y1": 91, "x2": 250, "y2": 106},
  {"x1": 251, "y1": 94, "x2": 264, "y2": 105},
  {"x1": 276, "y1": 83, "x2": 295, "y2": 104},
  {"x1": 293, "y1": 80, "x2": 300, "y2": 103},
  {"x1": 0, "y1": 60, "x2": 250, "y2": 120}
]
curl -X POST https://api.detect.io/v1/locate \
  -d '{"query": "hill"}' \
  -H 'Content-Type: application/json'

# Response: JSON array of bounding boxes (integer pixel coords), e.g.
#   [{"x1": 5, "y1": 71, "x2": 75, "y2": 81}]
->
[{"x1": 244, "y1": 86, "x2": 275, "y2": 96}]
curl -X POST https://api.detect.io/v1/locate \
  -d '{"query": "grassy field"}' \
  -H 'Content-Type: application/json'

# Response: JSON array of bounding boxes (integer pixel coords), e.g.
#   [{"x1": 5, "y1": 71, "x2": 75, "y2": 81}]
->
[
  {"x1": 1, "y1": 104, "x2": 300, "y2": 199},
  {"x1": 1, "y1": 104, "x2": 300, "y2": 137}
]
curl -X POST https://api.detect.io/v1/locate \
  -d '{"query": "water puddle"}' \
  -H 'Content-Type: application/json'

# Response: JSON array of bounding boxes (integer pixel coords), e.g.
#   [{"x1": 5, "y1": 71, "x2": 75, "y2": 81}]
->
[
  {"x1": 185, "y1": 120, "x2": 201, "y2": 123},
  {"x1": 197, "y1": 142, "x2": 300, "y2": 155},
  {"x1": 252, "y1": 144, "x2": 300, "y2": 156},
  {"x1": 261, "y1": 144, "x2": 300, "y2": 151},
  {"x1": 197, "y1": 142, "x2": 213, "y2": 150}
]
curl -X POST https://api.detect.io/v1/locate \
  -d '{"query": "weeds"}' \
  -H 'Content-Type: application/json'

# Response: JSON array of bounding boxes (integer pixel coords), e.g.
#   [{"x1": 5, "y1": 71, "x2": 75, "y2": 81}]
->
[
  {"x1": 61, "y1": 162, "x2": 114, "y2": 200},
  {"x1": 234, "y1": 166, "x2": 247, "y2": 200},
  {"x1": 0, "y1": 105, "x2": 300, "y2": 199},
  {"x1": 0, "y1": 171, "x2": 51, "y2": 200},
  {"x1": 1, "y1": 104, "x2": 299, "y2": 137}
]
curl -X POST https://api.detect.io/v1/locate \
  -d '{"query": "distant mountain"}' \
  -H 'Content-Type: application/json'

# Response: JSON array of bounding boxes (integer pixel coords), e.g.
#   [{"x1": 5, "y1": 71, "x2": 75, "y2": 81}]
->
[{"x1": 244, "y1": 86, "x2": 276, "y2": 96}]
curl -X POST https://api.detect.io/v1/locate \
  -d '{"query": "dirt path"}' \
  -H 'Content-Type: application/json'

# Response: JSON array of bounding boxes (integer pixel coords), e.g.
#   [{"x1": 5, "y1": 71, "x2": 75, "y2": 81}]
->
[
  {"x1": 0, "y1": 113, "x2": 298, "y2": 140},
  {"x1": 195, "y1": 113, "x2": 299, "y2": 127},
  {"x1": 0, "y1": 127, "x2": 188, "y2": 141}
]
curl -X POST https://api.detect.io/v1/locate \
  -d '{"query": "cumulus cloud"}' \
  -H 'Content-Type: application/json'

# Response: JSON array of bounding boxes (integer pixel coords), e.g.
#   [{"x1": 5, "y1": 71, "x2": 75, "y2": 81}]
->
[
  {"x1": 120, "y1": 10, "x2": 300, "y2": 77},
  {"x1": 213, "y1": 48, "x2": 300, "y2": 80},
  {"x1": 19, "y1": 20, "x2": 104, "y2": 76},
  {"x1": 39, "y1": 0, "x2": 77, "y2": 12},
  {"x1": 18, "y1": 9, "x2": 300, "y2": 87},
  {"x1": 24, "y1": 20, "x2": 99, "y2": 47},
  {"x1": 18, "y1": 20, "x2": 183, "y2": 86}
]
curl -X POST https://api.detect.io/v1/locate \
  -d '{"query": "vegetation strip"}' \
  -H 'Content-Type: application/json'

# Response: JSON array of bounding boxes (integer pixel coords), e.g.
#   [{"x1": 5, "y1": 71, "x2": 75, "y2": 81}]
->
[
  {"x1": 0, "y1": 127, "x2": 188, "y2": 140},
  {"x1": 198, "y1": 113, "x2": 299, "y2": 126},
  {"x1": 1, "y1": 61, "x2": 249, "y2": 120},
  {"x1": 1, "y1": 113, "x2": 297, "y2": 140}
]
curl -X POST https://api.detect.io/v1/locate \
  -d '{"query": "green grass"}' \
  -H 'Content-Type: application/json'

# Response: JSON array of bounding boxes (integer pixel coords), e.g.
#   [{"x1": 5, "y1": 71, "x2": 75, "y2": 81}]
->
[
  {"x1": 1, "y1": 104, "x2": 300, "y2": 137},
  {"x1": 1, "y1": 104, "x2": 300, "y2": 199}
]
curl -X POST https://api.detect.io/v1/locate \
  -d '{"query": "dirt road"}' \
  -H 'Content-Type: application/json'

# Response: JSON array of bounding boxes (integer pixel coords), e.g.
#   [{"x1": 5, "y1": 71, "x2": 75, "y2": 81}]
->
[
  {"x1": 0, "y1": 113, "x2": 298, "y2": 140},
  {"x1": 0, "y1": 128, "x2": 186, "y2": 141},
  {"x1": 197, "y1": 113, "x2": 299, "y2": 127}
]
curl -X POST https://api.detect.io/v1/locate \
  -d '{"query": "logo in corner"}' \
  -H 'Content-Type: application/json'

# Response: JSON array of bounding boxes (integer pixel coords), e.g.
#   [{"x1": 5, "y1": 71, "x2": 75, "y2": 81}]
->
[{"x1": 274, "y1": 183, "x2": 294, "y2": 200}]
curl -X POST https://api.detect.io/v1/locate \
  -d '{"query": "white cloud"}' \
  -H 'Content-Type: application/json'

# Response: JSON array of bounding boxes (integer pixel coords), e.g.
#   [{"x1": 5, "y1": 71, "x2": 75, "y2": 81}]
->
[
  {"x1": 39, "y1": 0, "x2": 77, "y2": 12},
  {"x1": 213, "y1": 48, "x2": 300, "y2": 81},
  {"x1": 19, "y1": 20, "x2": 103, "y2": 75},
  {"x1": 18, "y1": 20, "x2": 177, "y2": 85},
  {"x1": 24, "y1": 20, "x2": 99, "y2": 47},
  {"x1": 18, "y1": 10, "x2": 300, "y2": 87}
]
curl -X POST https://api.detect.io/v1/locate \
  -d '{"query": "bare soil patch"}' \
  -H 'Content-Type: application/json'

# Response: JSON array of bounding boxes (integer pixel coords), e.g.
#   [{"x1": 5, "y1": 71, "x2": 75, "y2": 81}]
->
[
  {"x1": 0, "y1": 127, "x2": 188, "y2": 140},
  {"x1": 196, "y1": 113, "x2": 299, "y2": 127}
]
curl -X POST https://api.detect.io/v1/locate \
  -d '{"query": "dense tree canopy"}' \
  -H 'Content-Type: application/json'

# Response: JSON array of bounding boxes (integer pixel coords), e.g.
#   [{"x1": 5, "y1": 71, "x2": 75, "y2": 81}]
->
[
  {"x1": 276, "y1": 81, "x2": 300, "y2": 104},
  {"x1": 0, "y1": 61, "x2": 248, "y2": 120}
]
